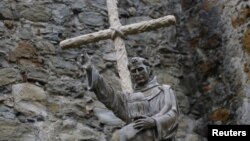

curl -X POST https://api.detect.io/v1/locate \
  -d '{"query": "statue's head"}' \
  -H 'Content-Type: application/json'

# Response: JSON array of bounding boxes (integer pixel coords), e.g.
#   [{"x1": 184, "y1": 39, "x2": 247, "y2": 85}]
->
[{"x1": 128, "y1": 57, "x2": 153, "y2": 87}]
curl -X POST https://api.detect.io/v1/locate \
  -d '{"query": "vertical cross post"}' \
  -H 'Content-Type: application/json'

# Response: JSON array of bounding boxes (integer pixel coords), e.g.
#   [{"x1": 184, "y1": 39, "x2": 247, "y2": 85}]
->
[{"x1": 106, "y1": 0, "x2": 133, "y2": 93}]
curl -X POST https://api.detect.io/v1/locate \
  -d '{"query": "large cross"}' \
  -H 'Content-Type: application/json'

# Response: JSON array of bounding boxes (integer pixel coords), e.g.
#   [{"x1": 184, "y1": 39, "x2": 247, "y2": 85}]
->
[{"x1": 60, "y1": 0, "x2": 176, "y2": 93}]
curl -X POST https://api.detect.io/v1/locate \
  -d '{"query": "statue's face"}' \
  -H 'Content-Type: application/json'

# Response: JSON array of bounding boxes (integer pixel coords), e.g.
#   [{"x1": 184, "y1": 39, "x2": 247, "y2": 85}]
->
[{"x1": 130, "y1": 64, "x2": 150, "y2": 87}]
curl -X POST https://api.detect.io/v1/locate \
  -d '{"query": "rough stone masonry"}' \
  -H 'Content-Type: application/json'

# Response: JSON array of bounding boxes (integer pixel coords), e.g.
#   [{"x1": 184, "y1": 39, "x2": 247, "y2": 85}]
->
[{"x1": 0, "y1": 0, "x2": 249, "y2": 141}]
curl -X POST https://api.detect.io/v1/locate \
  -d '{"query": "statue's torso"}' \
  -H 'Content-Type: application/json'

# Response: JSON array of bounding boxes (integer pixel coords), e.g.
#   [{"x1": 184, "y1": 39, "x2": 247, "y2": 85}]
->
[
  {"x1": 121, "y1": 85, "x2": 172, "y2": 141},
  {"x1": 126, "y1": 85, "x2": 170, "y2": 121}
]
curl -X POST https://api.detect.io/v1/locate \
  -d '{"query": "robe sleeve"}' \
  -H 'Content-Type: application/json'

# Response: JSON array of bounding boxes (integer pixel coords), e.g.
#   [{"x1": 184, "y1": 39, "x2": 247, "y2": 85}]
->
[
  {"x1": 152, "y1": 85, "x2": 179, "y2": 140},
  {"x1": 86, "y1": 65, "x2": 128, "y2": 122}
]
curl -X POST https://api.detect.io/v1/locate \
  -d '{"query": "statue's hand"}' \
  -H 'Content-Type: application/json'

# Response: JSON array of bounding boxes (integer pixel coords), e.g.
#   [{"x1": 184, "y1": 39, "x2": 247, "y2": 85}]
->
[
  {"x1": 133, "y1": 115, "x2": 156, "y2": 131},
  {"x1": 77, "y1": 52, "x2": 92, "y2": 71}
]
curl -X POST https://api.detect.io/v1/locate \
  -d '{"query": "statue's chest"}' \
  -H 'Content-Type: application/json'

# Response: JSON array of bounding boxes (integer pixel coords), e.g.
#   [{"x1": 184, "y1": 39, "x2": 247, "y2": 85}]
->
[{"x1": 127, "y1": 86, "x2": 162, "y2": 119}]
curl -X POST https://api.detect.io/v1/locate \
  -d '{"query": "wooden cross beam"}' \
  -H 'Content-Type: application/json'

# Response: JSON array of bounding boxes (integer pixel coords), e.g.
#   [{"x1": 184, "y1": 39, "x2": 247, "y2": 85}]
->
[{"x1": 60, "y1": 0, "x2": 176, "y2": 93}]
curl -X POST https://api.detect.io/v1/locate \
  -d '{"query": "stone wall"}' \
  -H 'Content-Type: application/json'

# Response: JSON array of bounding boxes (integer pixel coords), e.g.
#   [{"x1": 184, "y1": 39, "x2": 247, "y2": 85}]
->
[
  {"x1": 221, "y1": 0, "x2": 250, "y2": 124},
  {"x1": 0, "y1": 0, "x2": 249, "y2": 141},
  {"x1": 176, "y1": 0, "x2": 250, "y2": 139}
]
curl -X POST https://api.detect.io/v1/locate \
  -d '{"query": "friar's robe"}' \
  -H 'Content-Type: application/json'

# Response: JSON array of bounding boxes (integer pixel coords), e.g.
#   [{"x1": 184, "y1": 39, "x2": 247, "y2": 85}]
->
[{"x1": 87, "y1": 66, "x2": 179, "y2": 141}]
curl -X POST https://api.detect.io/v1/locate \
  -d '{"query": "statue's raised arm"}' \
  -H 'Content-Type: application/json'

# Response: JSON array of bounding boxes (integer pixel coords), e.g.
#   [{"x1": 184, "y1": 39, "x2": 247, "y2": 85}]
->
[{"x1": 79, "y1": 53, "x2": 128, "y2": 122}]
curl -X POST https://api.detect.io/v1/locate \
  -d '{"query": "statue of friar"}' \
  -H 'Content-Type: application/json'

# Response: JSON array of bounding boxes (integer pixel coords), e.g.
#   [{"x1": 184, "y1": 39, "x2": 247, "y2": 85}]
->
[{"x1": 81, "y1": 54, "x2": 179, "y2": 141}]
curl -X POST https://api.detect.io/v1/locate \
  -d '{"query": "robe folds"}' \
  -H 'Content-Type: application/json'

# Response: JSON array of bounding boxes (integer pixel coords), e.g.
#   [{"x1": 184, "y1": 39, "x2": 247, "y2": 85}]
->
[{"x1": 87, "y1": 66, "x2": 179, "y2": 141}]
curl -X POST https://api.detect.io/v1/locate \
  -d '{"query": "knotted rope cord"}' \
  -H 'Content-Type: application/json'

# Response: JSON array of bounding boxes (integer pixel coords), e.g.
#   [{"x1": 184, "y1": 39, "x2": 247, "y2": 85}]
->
[{"x1": 110, "y1": 27, "x2": 127, "y2": 40}]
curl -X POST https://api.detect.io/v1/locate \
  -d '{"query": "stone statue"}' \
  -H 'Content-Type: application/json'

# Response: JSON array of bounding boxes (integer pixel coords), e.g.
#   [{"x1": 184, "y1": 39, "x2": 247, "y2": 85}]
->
[{"x1": 81, "y1": 54, "x2": 179, "y2": 141}]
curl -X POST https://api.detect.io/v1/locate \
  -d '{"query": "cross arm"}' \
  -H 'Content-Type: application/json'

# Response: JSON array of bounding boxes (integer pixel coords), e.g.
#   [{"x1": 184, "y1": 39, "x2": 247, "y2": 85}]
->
[{"x1": 60, "y1": 15, "x2": 176, "y2": 49}]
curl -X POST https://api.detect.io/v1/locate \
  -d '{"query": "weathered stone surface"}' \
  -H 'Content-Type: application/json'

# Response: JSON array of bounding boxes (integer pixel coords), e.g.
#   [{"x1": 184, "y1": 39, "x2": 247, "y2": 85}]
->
[
  {"x1": 0, "y1": 0, "x2": 248, "y2": 140},
  {"x1": 60, "y1": 50, "x2": 79, "y2": 60},
  {"x1": 8, "y1": 41, "x2": 36, "y2": 62},
  {"x1": 220, "y1": 0, "x2": 250, "y2": 125},
  {"x1": 47, "y1": 96, "x2": 86, "y2": 118},
  {"x1": 184, "y1": 134, "x2": 201, "y2": 141},
  {"x1": 156, "y1": 69, "x2": 180, "y2": 86},
  {"x1": 103, "y1": 51, "x2": 116, "y2": 62},
  {"x1": 3, "y1": 96, "x2": 14, "y2": 108},
  {"x1": 231, "y1": 7, "x2": 250, "y2": 28},
  {"x1": 176, "y1": 114, "x2": 197, "y2": 140},
  {"x1": 49, "y1": 56, "x2": 78, "y2": 76},
  {"x1": 193, "y1": 117, "x2": 209, "y2": 137},
  {"x1": 209, "y1": 108, "x2": 230, "y2": 122},
  {"x1": 12, "y1": 83, "x2": 47, "y2": 117},
  {"x1": 0, "y1": 49, "x2": 6, "y2": 59},
  {"x1": 0, "y1": 2, "x2": 14, "y2": 20},
  {"x1": 91, "y1": 0, "x2": 106, "y2": 7},
  {"x1": 175, "y1": 91, "x2": 190, "y2": 114},
  {"x1": 0, "y1": 21, "x2": 5, "y2": 35},
  {"x1": 29, "y1": 118, "x2": 106, "y2": 141},
  {"x1": 46, "y1": 77, "x2": 85, "y2": 97},
  {"x1": 8, "y1": 41, "x2": 44, "y2": 67},
  {"x1": 0, "y1": 68, "x2": 20, "y2": 86},
  {"x1": 122, "y1": 16, "x2": 151, "y2": 25},
  {"x1": 27, "y1": 67, "x2": 49, "y2": 84},
  {"x1": 4, "y1": 20, "x2": 14, "y2": 29},
  {"x1": 19, "y1": 5, "x2": 52, "y2": 22},
  {"x1": 236, "y1": 96, "x2": 250, "y2": 124},
  {"x1": 0, "y1": 117, "x2": 36, "y2": 141},
  {"x1": 243, "y1": 29, "x2": 250, "y2": 54},
  {"x1": 18, "y1": 27, "x2": 34, "y2": 40},
  {"x1": 62, "y1": 118, "x2": 77, "y2": 129},
  {"x1": 78, "y1": 12, "x2": 105, "y2": 26},
  {"x1": 52, "y1": 4, "x2": 72, "y2": 24},
  {"x1": 0, "y1": 105, "x2": 15, "y2": 119},
  {"x1": 59, "y1": 123, "x2": 106, "y2": 141},
  {"x1": 70, "y1": 0, "x2": 87, "y2": 12}
]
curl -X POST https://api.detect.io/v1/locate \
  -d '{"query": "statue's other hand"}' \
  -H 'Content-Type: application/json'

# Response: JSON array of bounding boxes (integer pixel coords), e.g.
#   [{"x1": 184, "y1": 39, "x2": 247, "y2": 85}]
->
[{"x1": 133, "y1": 115, "x2": 156, "y2": 131}]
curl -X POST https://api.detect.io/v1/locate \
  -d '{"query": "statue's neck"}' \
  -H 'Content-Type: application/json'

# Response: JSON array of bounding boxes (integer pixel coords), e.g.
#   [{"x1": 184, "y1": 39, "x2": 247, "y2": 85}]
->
[{"x1": 134, "y1": 77, "x2": 159, "y2": 92}]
